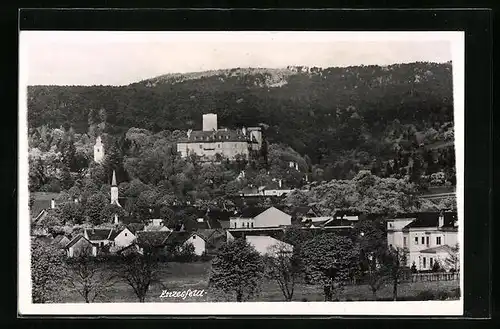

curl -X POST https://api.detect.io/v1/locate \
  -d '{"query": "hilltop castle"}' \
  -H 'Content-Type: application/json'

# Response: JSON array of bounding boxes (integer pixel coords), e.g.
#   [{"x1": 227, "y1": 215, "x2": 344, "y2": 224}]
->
[{"x1": 176, "y1": 113, "x2": 263, "y2": 160}]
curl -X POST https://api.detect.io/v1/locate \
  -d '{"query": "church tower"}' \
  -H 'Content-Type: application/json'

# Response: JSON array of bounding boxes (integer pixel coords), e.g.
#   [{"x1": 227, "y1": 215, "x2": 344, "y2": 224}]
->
[
  {"x1": 94, "y1": 136, "x2": 105, "y2": 163},
  {"x1": 110, "y1": 170, "x2": 121, "y2": 207}
]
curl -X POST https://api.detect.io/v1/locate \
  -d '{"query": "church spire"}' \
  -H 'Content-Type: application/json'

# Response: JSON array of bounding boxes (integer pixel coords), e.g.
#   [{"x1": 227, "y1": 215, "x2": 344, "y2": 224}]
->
[{"x1": 112, "y1": 170, "x2": 117, "y2": 187}]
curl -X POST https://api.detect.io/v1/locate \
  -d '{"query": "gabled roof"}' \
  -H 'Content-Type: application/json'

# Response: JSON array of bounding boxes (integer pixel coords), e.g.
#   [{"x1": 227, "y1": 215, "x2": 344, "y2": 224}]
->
[
  {"x1": 136, "y1": 231, "x2": 171, "y2": 248},
  {"x1": 164, "y1": 231, "x2": 194, "y2": 246},
  {"x1": 196, "y1": 229, "x2": 227, "y2": 249},
  {"x1": 65, "y1": 235, "x2": 92, "y2": 249},
  {"x1": 236, "y1": 206, "x2": 289, "y2": 219},
  {"x1": 109, "y1": 229, "x2": 122, "y2": 240},
  {"x1": 51, "y1": 235, "x2": 69, "y2": 245},
  {"x1": 403, "y1": 212, "x2": 457, "y2": 230},
  {"x1": 33, "y1": 235, "x2": 53, "y2": 244},
  {"x1": 178, "y1": 129, "x2": 251, "y2": 143},
  {"x1": 206, "y1": 208, "x2": 232, "y2": 222},
  {"x1": 420, "y1": 245, "x2": 454, "y2": 254},
  {"x1": 127, "y1": 223, "x2": 145, "y2": 234},
  {"x1": 30, "y1": 200, "x2": 51, "y2": 219},
  {"x1": 333, "y1": 210, "x2": 363, "y2": 218},
  {"x1": 85, "y1": 228, "x2": 114, "y2": 241}
]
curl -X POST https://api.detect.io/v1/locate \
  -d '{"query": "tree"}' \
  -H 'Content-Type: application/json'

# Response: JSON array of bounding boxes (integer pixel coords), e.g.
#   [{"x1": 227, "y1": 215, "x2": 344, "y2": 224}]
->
[
  {"x1": 263, "y1": 242, "x2": 301, "y2": 301},
  {"x1": 84, "y1": 192, "x2": 108, "y2": 225},
  {"x1": 64, "y1": 247, "x2": 117, "y2": 303},
  {"x1": 302, "y1": 233, "x2": 359, "y2": 301},
  {"x1": 114, "y1": 251, "x2": 161, "y2": 302},
  {"x1": 445, "y1": 243, "x2": 460, "y2": 272},
  {"x1": 383, "y1": 246, "x2": 409, "y2": 301},
  {"x1": 209, "y1": 238, "x2": 265, "y2": 302},
  {"x1": 31, "y1": 240, "x2": 66, "y2": 303},
  {"x1": 58, "y1": 201, "x2": 85, "y2": 225}
]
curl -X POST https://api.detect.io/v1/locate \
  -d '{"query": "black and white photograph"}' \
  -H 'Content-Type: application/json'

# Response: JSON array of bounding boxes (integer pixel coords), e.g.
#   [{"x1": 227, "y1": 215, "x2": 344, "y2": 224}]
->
[{"x1": 18, "y1": 31, "x2": 464, "y2": 315}]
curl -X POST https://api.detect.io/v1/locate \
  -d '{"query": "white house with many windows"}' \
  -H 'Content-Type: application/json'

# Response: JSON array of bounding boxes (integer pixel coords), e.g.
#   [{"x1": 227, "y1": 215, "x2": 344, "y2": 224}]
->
[{"x1": 386, "y1": 212, "x2": 458, "y2": 271}]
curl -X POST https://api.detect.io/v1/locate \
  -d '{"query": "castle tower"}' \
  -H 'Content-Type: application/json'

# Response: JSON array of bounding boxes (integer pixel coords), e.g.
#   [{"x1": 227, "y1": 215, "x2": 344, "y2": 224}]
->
[
  {"x1": 203, "y1": 113, "x2": 218, "y2": 131},
  {"x1": 94, "y1": 136, "x2": 105, "y2": 163}
]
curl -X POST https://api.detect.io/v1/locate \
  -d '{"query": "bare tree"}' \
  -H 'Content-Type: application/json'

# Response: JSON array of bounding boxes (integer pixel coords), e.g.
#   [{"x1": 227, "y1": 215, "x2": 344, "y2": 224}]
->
[
  {"x1": 445, "y1": 243, "x2": 460, "y2": 272},
  {"x1": 115, "y1": 249, "x2": 161, "y2": 302},
  {"x1": 384, "y1": 246, "x2": 408, "y2": 301},
  {"x1": 65, "y1": 246, "x2": 117, "y2": 303},
  {"x1": 365, "y1": 253, "x2": 388, "y2": 300},
  {"x1": 263, "y1": 242, "x2": 301, "y2": 301}
]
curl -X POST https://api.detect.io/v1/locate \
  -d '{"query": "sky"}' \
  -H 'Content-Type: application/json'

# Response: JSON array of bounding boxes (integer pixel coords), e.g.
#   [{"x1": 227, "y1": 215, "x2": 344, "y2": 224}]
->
[{"x1": 21, "y1": 31, "x2": 455, "y2": 86}]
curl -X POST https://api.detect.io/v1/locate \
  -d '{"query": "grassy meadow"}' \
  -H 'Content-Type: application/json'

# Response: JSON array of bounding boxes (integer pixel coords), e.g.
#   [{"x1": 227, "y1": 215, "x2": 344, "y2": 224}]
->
[{"x1": 55, "y1": 261, "x2": 460, "y2": 303}]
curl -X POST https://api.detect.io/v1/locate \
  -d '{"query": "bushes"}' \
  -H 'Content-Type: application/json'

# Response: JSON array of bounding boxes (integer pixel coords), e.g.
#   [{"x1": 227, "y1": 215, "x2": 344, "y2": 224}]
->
[{"x1": 415, "y1": 289, "x2": 458, "y2": 301}]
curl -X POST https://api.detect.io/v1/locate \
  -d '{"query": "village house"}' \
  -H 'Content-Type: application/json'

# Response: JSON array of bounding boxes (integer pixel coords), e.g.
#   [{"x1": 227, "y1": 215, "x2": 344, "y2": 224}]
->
[
  {"x1": 245, "y1": 235, "x2": 293, "y2": 257},
  {"x1": 229, "y1": 206, "x2": 292, "y2": 229},
  {"x1": 110, "y1": 227, "x2": 136, "y2": 248},
  {"x1": 135, "y1": 230, "x2": 171, "y2": 254},
  {"x1": 65, "y1": 235, "x2": 97, "y2": 257},
  {"x1": 51, "y1": 234, "x2": 71, "y2": 249},
  {"x1": 83, "y1": 228, "x2": 116, "y2": 248},
  {"x1": 144, "y1": 218, "x2": 171, "y2": 232},
  {"x1": 164, "y1": 231, "x2": 207, "y2": 256},
  {"x1": 386, "y1": 211, "x2": 458, "y2": 271}
]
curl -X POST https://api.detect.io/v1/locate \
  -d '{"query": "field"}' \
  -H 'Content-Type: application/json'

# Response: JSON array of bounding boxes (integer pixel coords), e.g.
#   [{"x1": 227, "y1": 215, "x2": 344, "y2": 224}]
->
[{"x1": 55, "y1": 261, "x2": 461, "y2": 303}]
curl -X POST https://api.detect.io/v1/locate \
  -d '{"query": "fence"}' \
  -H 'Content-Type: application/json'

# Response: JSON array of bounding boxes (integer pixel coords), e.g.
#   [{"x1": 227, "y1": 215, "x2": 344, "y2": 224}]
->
[{"x1": 403, "y1": 272, "x2": 460, "y2": 283}]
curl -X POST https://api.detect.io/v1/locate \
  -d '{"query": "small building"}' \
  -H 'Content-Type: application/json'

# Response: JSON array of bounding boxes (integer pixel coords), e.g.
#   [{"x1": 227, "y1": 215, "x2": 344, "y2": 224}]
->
[
  {"x1": 164, "y1": 231, "x2": 206, "y2": 256},
  {"x1": 386, "y1": 211, "x2": 458, "y2": 271},
  {"x1": 51, "y1": 235, "x2": 71, "y2": 249},
  {"x1": 84, "y1": 228, "x2": 115, "y2": 248},
  {"x1": 65, "y1": 235, "x2": 97, "y2": 258},
  {"x1": 136, "y1": 230, "x2": 171, "y2": 254},
  {"x1": 245, "y1": 235, "x2": 293, "y2": 257},
  {"x1": 111, "y1": 227, "x2": 136, "y2": 248},
  {"x1": 418, "y1": 245, "x2": 457, "y2": 271},
  {"x1": 230, "y1": 206, "x2": 292, "y2": 229}
]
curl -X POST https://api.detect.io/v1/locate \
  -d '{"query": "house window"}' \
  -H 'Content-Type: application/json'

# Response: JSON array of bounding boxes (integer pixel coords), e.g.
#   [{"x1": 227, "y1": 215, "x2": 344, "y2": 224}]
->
[
  {"x1": 199, "y1": 144, "x2": 203, "y2": 149},
  {"x1": 193, "y1": 235, "x2": 196, "y2": 239},
  {"x1": 251, "y1": 222, "x2": 254, "y2": 228},
  {"x1": 430, "y1": 258, "x2": 433, "y2": 267},
  {"x1": 426, "y1": 237, "x2": 429, "y2": 246},
  {"x1": 100, "y1": 242, "x2": 104, "y2": 247},
  {"x1": 423, "y1": 257, "x2": 426, "y2": 268},
  {"x1": 234, "y1": 222, "x2": 237, "y2": 228},
  {"x1": 125, "y1": 233, "x2": 128, "y2": 237},
  {"x1": 241, "y1": 222, "x2": 245, "y2": 228},
  {"x1": 403, "y1": 237, "x2": 407, "y2": 247},
  {"x1": 218, "y1": 144, "x2": 221, "y2": 148},
  {"x1": 436, "y1": 236, "x2": 442, "y2": 245},
  {"x1": 246, "y1": 222, "x2": 249, "y2": 228},
  {"x1": 415, "y1": 237, "x2": 418, "y2": 245},
  {"x1": 421, "y1": 237, "x2": 425, "y2": 245}
]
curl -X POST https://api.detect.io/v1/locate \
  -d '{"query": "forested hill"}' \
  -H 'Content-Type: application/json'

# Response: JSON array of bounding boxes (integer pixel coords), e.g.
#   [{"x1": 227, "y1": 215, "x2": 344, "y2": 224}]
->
[{"x1": 27, "y1": 62, "x2": 454, "y2": 173}]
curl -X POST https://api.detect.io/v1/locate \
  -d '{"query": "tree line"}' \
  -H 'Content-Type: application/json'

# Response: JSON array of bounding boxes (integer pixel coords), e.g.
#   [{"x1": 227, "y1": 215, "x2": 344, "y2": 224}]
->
[
  {"x1": 27, "y1": 61, "x2": 455, "y2": 181},
  {"x1": 33, "y1": 217, "x2": 461, "y2": 303}
]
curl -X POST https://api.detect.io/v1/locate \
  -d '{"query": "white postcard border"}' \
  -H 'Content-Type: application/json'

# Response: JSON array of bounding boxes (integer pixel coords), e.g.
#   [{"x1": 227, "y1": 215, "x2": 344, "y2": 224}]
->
[{"x1": 18, "y1": 31, "x2": 465, "y2": 316}]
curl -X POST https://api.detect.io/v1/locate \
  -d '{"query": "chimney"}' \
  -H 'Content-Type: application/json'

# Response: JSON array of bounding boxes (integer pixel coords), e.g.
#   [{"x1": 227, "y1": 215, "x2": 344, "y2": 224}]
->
[
  {"x1": 187, "y1": 129, "x2": 193, "y2": 139},
  {"x1": 51, "y1": 199, "x2": 55, "y2": 209},
  {"x1": 242, "y1": 127, "x2": 247, "y2": 135},
  {"x1": 278, "y1": 179, "x2": 283, "y2": 188},
  {"x1": 438, "y1": 212, "x2": 444, "y2": 228}
]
